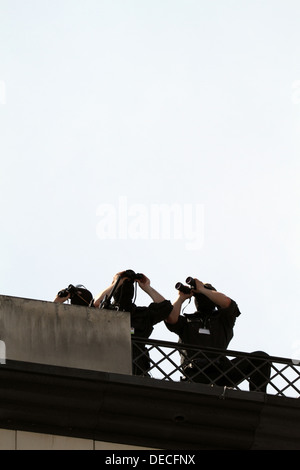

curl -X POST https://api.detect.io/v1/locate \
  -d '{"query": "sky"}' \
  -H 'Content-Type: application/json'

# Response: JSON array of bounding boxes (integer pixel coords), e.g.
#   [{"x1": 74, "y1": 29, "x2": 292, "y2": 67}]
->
[{"x1": 0, "y1": 0, "x2": 300, "y2": 362}]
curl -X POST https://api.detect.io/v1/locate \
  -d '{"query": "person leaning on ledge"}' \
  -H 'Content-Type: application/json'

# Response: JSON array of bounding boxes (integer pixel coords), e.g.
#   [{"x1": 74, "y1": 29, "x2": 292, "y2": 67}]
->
[{"x1": 54, "y1": 284, "x2": 93, "y2": 307}]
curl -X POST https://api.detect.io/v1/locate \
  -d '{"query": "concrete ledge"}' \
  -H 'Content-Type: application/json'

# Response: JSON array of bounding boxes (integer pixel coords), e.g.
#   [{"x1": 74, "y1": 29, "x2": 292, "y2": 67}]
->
[
  {"x1": 0, "y1": 295, "x2": 131, "y2": 374},
  {"x1": 1, "y1": 360, "x2": 300, "y2": 449}
]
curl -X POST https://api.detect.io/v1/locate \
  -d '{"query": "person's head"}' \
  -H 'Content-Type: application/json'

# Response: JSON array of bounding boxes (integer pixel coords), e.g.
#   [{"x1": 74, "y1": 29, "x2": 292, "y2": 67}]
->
[
  {"x1": 113, "y1": 278, "x2": 135, "y2": 311},
  {"x1": 71, "y1": 285, "x2": 93, "y2": 306},
  {"x1": 194, "y1": 283, "x2": 217, "y2": 314}
]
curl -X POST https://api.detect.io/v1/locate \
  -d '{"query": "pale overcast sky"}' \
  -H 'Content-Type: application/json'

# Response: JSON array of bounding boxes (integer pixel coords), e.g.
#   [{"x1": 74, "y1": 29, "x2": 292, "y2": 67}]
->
[{"x1": 1, "y1": 0, "x2": 299, "y2": 360}]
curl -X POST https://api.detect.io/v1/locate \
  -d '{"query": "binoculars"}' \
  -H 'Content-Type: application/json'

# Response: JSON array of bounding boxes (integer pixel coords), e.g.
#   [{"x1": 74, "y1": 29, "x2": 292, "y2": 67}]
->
[
  {"x1": 175, "y1": 277, "x2": 196, "y2": 294},
  {"x1": 121, "y1": 269, "x2": 144, "y2": 281},
  {"x1": 57, "y1": 284, "x2": 78, "y2": 298}
]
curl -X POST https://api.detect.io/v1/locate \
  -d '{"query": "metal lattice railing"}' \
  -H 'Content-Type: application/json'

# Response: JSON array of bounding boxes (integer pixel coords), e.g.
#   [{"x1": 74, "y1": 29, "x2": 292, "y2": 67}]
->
[{"x1": 132, "y1": 337, "x2": 300, "y2": 398}]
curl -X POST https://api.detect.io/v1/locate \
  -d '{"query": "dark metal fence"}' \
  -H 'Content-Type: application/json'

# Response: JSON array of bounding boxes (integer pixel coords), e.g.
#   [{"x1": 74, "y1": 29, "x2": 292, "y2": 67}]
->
[{"x1": 132, "y1": 337, "x2": 300, "y2": 398}]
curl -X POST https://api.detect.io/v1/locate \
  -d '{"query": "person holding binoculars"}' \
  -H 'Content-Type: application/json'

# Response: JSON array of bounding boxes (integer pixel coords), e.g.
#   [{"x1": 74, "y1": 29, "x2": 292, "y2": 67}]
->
[
  {"x1": 166, "y1": 277, "x2": 270, "y2": 393},
  {"x1": 93, "y1": 270, "x2": 173, "y2": 376},
  {"x1": 54, "y1": 284, "x2": 93, "y2": 306}
]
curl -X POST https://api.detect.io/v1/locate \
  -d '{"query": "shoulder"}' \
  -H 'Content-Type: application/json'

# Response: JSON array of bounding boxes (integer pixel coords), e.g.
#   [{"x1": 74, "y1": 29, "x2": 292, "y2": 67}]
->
[
  {"x1": 165, "y1": 314, "x2": 187, "y2": 333},
  {"x1": 134, "y1": 300, "x2": 173, "y2": 323},
  {"x1": 219, "y1": 299, "x2": 241, "y2": 317}
]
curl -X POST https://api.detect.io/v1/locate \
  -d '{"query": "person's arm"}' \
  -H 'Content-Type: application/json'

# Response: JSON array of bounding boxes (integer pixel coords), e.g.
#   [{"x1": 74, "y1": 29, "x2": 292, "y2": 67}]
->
[
  {"x1": 93, "y1": 286, "x2": 112, "y2": 308},
  {"x1": 193, "y1": 279, "x2": 231, "y2": 309},
  {"x1": 93, "y1": 273, "x2": 124, "y2": 308},
  {"x1": 54, "y1": 292, "x2": 70, "y2": 303},
  {"x1": 165, "y1": 291, "x2": 192, "y2": 324},
  {"x1": 137, "y1": 275, "x2": 165, "y2": 303}
]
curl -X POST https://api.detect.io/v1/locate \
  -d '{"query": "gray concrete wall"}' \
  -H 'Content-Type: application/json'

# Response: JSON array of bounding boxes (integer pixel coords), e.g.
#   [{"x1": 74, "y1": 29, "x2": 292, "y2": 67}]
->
[{"x1": 0, "y1": 295, "x2": 132, "y2": 374}]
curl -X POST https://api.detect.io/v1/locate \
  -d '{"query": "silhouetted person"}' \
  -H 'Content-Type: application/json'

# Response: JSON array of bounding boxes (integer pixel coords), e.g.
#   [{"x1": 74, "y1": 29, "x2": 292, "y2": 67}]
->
[
  {"x1": 94, "y1": 270, "x2": 173, "y2": 376},
  {"x1": 166, "y1": 277, "x2": 270, "y2": 392},
  {"x1": 54, "y1": 284, "x2": 93, "y2": 306}
]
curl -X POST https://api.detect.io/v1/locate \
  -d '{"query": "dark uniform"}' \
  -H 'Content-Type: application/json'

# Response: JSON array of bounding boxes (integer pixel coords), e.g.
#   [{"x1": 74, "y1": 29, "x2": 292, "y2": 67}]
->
[
  {"x1": 167, "y1": 299, "x2": 240, "y2": 351},
  {"x1": 166, "y1": 299, "x2": 270, "y2": 392},
  {"x1": 131, "y1": 301, "x2": 173, "y2": 375},
  {"x1": 113, "y1": 279, "x2": 173, "y2": 376}
]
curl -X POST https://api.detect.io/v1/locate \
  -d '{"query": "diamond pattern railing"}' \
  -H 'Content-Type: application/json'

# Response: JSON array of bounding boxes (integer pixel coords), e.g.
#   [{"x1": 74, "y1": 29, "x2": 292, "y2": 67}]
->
[{"x1": 132, "y1": 337, "x2": 300, "y2": 398}]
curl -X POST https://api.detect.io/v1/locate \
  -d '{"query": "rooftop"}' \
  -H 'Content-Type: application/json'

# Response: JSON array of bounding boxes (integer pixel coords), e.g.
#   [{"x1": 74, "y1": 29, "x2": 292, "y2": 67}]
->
[{"x1": 1, "y1": 294, "x2": 300, "y2": 450}]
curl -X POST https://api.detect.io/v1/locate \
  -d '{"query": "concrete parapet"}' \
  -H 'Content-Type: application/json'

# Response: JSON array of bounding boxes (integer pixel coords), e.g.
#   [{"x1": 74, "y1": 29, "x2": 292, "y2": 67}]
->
[{"x1": 0, "y1": 295, "x2": 132, "y2": 374}]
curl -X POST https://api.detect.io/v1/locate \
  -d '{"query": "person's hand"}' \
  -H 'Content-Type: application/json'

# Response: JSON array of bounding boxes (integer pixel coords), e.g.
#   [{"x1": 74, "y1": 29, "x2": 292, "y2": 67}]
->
[
  {"x1": 54, "y1": 291, "x2": 70, "y2": 303},
  {"x1": 191, "y1": 278, "x2": 205, "y2": 294},
  {"x1": 137, "y1": 274, "x2": 150, "y2": 290},
  {"x1": 177, "y1": 289, "x2": 193, "y2": 302}
]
